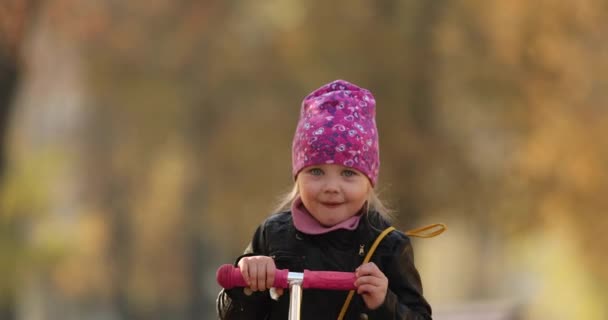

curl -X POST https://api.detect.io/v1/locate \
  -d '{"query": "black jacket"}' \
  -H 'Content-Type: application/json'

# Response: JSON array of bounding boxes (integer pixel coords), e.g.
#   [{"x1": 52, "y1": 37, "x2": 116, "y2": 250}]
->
[{"x1": 217, "y1": 211, "x2": 432, "y2": 320}]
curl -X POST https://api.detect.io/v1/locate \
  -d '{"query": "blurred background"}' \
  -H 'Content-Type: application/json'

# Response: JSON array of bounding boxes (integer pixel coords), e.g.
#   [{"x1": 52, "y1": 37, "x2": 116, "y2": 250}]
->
[{"x1": 1, "y1": 1, "x2": 607, "y2": 319}]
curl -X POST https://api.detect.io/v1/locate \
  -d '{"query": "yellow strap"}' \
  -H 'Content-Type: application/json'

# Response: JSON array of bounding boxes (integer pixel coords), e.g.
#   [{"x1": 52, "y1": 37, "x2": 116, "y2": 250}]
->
[
  {"x1": 337, "y1": 226, "x2": 395, "y2": 320},
  {"x1": 337, "y1": 223, "x2": 446, "y2": 319},
  {"x1": 405, "y1": 223, "x2": 447, "y2": 238}
]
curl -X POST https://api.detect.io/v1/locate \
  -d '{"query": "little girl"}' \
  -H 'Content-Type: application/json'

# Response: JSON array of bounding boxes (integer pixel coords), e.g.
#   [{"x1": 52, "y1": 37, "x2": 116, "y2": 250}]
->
[{"x1": 217, "y1": 80, "x2": 432, "y2": 319}]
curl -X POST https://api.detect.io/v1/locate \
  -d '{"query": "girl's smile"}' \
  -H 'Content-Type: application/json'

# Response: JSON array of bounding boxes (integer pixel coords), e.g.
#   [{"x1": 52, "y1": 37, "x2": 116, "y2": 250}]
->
[{"x1": 321, "y1": 202, "x2": 342, "y2": 207}]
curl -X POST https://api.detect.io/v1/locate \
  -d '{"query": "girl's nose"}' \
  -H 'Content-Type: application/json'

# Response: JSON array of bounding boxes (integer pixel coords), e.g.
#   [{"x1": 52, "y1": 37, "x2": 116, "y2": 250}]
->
[{"x1": 322, "y1": 178, "x2": 340, "y2": 193}]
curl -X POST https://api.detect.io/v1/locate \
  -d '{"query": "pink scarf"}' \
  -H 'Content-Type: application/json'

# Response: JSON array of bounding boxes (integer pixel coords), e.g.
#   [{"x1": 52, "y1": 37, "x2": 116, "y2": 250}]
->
[{"x1": 291, "y1": 197, "x2": 361, "y2": 235}]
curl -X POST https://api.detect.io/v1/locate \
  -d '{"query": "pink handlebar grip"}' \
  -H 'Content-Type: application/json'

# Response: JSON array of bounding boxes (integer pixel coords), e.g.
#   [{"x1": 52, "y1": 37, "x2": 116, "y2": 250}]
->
[
  {"x1": 216, "y1": 264, "x2": 357, "y2": 291},
  {"x1": 216, "y1": 264, "x2": 289, "y2": 289},
  {"x1": 302, "y1": 270, "x2": 357, "y2": 290}
]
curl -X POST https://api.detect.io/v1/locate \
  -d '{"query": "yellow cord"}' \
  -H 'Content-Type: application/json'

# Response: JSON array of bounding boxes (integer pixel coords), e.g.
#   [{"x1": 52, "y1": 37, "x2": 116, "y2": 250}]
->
[
  {"x1": 337, "y1": 223, "x2": 446, "y2": 319},
  {"x1": 337, "y1": 226, "x2": 395, "y2": 320},
  {"x1": 405, "y1": 223, "x2": 447, "y2": 238}
]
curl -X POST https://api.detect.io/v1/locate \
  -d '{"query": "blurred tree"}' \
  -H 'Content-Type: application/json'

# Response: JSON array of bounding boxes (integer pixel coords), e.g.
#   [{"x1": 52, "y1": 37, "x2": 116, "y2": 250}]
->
[
  {"x1": 70, "y1": 1, "x2": 230, "y2": 318},
  {"x1": 0, "y1": 1, "x2": 41, "y2": 319},
  {"x1": 428, "y1": 0, "x2": 608, "y2": 308}
]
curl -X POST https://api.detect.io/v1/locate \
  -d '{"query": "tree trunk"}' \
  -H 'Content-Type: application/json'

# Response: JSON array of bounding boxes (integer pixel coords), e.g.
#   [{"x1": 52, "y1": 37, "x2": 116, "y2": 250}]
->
[
  {"x1": 0, "y1": 12, "x2": 22, "y2": 320},
  {"x1": 0, "y1": 52, "x2": 18, "y2": 181}
]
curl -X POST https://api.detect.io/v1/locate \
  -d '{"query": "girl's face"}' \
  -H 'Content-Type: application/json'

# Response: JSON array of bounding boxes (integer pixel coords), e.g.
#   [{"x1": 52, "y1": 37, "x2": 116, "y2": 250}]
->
[{"x1": 297, "y1": 164, "x2": 371, "y2": 227}]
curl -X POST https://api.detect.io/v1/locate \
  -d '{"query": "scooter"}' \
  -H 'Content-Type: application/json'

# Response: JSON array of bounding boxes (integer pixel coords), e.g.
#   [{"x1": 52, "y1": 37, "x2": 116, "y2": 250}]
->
[{"x1": 217, "y1": 264, "x2": 356, "y2": 320}]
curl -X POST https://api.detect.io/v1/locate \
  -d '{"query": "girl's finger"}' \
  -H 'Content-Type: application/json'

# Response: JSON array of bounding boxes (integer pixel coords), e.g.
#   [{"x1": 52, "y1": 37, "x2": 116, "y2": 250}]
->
[
  {"x1": 357, "y1": 284, "x2": 378, "y2": 295},
  {"x1": 240, "y1": 262, "x2": 250, "y2": 287},
  {"x1": 355, "y1": 275, "x2": 385, "y2": 288},
  {"x1": 256, "y1": 262, "x2": 267, "y2": 291},
  {"x1": 265, "y1": 262, "x2": 275, "y2": 289},
  {"x1": 249, "y1": 263, "x2": 258, "y2": 291},
  {"x1": 356, "y1": 262, "x2": 381, "y2": 277},
  {"x1": 243, "y1": 287, "x2": 253, "y2": 296}
]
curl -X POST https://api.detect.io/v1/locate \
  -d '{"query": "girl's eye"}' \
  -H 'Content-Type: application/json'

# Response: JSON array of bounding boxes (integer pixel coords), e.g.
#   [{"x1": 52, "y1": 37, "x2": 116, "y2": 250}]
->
[
  {"x1": 309, "y1": 168, "x2": 323, "y2": 176},
  {"x1": 342, "y1": 170, "x2": 357, "y2": 177}
]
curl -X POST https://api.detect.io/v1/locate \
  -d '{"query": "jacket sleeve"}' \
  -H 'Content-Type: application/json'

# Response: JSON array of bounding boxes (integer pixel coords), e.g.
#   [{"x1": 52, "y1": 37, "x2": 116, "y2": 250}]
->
[
  {"x1": 217, "y1": 224, "x2": 272, "y2": 320},
  {"x1": 366, "y1": 234, "x2": 432, "y2": 320}
]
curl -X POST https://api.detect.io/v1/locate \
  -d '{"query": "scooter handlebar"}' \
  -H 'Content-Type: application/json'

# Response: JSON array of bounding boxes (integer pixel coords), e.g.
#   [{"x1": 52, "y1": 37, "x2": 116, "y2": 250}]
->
[
  {"x1": 302, "y1": 270, "x2": 357, "y2": 290},
  {"x1": 216, "y1": 264, "x2": 356, "y2": 291}
]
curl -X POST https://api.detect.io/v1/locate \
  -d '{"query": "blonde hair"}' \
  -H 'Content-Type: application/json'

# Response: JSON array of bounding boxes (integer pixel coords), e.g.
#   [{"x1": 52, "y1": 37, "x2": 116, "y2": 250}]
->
[{"x1": 273, "y1": 182, "x2": 393, "y2": 221}]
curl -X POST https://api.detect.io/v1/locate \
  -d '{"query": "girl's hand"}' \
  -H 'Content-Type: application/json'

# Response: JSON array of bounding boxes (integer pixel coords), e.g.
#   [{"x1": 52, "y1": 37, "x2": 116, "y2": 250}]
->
[
  {"x1": 355, "y1": 262, "x2": 388, "y2": 310},
  {"x1": 238, "y1": 256, "x2": 284, "y2": 297}
]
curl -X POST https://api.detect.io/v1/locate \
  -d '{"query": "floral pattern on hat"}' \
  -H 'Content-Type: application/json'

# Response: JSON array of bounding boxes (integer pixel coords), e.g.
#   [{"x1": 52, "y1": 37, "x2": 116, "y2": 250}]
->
[{"x1": 292, "y1": 80, "x2": 380, "y2": 186}]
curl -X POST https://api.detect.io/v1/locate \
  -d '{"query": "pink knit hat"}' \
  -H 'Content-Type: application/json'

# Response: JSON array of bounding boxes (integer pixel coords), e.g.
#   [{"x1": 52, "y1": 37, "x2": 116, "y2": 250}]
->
[{"x1": 292, "y1": 80, "x2": 380, "y2": 186}]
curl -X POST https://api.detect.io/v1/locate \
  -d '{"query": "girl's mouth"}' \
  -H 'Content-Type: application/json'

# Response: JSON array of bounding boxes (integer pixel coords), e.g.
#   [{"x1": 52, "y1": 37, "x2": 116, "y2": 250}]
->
[{"x1": 322, "y1": 202, "x2": 342, "y2": 208}]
